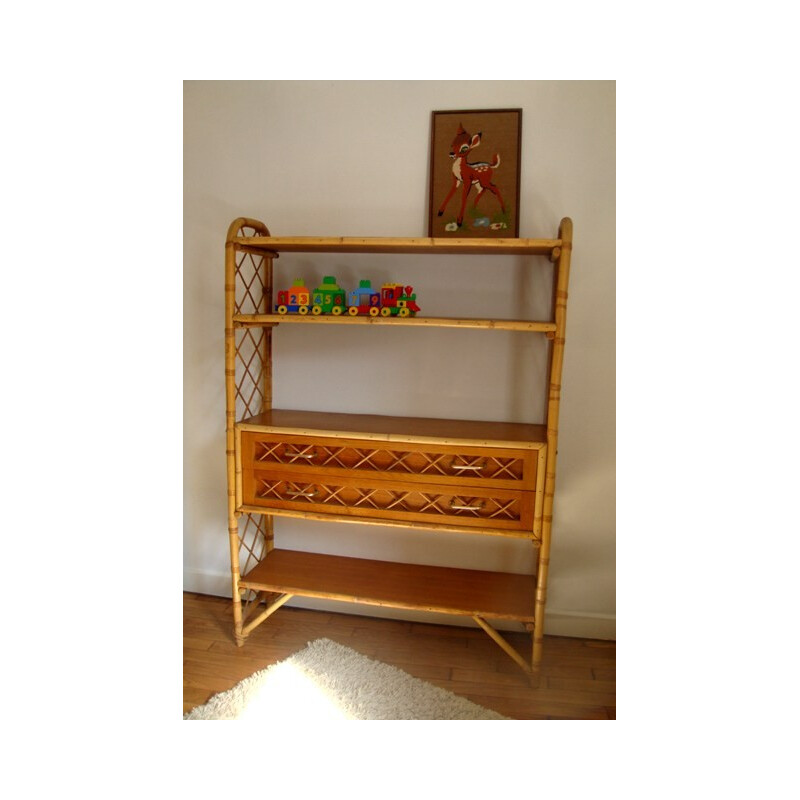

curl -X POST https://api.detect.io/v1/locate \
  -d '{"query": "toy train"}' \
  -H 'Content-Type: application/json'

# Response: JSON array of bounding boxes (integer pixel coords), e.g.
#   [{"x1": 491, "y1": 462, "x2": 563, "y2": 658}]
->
[{"x1": 275, "y1": 277, "x2": 420, "y2": 318}]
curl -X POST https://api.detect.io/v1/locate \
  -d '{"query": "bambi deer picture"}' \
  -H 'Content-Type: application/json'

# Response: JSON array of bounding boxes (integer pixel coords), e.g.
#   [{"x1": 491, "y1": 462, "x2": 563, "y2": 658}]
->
[
  {"x1": 429, "y1": 110, "x2": 521, "y2": 237},
  {"x1": 437, "y1": 124, "x2": 505, "y2": 228}
]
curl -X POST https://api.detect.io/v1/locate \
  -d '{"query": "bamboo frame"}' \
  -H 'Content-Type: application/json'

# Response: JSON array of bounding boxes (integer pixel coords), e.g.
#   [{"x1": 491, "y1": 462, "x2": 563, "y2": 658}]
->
[
  {"x1": 473, "y1": 615, "x2": 532, "y2": 678},
  {"x1": 532, "y1": 217, "x2": 572, "y2": 683},
  {"x1": 241, "y1": 590, "x2": 270, "y2": 626},
  {"x1": 240, "y1": 592, "x2": 293, "y2": 638},
  {"x1": 223, "y1": 216, "x2": 572, "y2": 683},
  {"x1": 225, "y1": 217, "x2": 273, "y2": 646}
]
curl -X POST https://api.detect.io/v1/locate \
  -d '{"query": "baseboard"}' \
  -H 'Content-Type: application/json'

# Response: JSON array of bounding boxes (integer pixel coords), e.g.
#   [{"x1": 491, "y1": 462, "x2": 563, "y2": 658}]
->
[
  {"x1": 183, "y1": 569, "x2": 615, "y2": 641},
  {"x1": 183, "y1": 568, "x2": 230, "y2": 598},
  {"x1": 543, "y1": 610, "x2": 616, "y2": 640}
]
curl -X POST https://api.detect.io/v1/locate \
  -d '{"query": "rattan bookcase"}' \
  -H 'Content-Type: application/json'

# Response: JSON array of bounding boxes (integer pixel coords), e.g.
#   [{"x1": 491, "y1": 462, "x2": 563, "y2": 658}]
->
[{"x1": 223, "y1": 217, "x2": 572, "y2": 685}]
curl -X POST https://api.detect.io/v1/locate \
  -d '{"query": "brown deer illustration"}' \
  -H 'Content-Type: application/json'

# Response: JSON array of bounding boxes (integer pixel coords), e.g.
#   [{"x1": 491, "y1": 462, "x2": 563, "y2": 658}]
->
[{"x1": 437, "y1": 124, "x2": 506, "y2": 227}]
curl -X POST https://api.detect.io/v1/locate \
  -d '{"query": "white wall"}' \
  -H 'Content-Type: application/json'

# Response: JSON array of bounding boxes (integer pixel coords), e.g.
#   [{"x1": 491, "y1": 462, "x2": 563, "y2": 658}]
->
[{"x1": 184, "y1": 80, "x2": 615, "y2": 639}]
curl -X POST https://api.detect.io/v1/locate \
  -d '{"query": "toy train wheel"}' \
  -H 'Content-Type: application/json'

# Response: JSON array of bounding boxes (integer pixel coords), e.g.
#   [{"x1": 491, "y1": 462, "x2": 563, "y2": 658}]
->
[
  {"x1": 369, "y1": 306, "x2": 380, "y2": 317},
  {"x1": 399, "y1": 307, "x2": 410, "y2": 318},
  {"x1": 331, "y1": 305, "x2": 343, "y2": 316},
  {"x1": 312, "y1": 306, "x2": 322, "y2": 315},
  {"x1": 380, "y1": 307, "x2": 392, "y2": 317},
  {"x1": 298, "y1": 305, "x2": 309, "y2": 315},
  {"x1": 348, "y1": 306, "x2": 359, "y2": 316},
  {"x1": 277, "y1": 305, "x2": 288, "y2": 315}
]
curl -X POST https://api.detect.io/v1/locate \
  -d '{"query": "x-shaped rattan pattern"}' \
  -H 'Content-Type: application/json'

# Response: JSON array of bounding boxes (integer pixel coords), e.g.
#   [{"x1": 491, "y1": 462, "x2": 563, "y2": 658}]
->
[
  {"x1": 481, "y1": 498, "x2": 518, "y2": 520},
  {"x1": 348, "y1": 487, "x2": 442, "y2": 514},
  {"x1": 237, "y1": 511, "x2": 270, "y2": 604},
  {"x1": 255, "y1": 478, "x2": 519, "y2": 520},
  {"x1": 257, "y1": 480, "x2": 318, "y2": 502},
  {"x1": 235, "y1": 327, "x2": 267, "y2": 419},
  {"x1": 257, "y1": 479, "x2": 440, "y2": 515},
  {"x1": 235, "y1": 250, "x2": 268, "y2": 315},
  {"x1": 485, "y1": 458, "x2": 524, "y2": 480},
  {"x1": 255, "y1": 442, "x2": 316, "y2": 463},
  {"x1": 332, "y1": 448, "x2": 445, "y2": 474},
  {"x1": 254, "y1": 442, "x2": 523, "y2": 481}
]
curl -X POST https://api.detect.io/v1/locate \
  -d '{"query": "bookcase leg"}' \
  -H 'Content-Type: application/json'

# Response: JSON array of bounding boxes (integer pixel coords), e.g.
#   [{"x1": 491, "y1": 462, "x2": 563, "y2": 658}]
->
[
  {"x1": 526, "y1": 623, "x2": 541, "y2": 688},
  {"x1": 473, "y1": 615, "x2": 533, "y2": 680},
  {"x1": 228, "y1": 515, "x2": 246, "y2": 646},
  {"x1": 532, "y1": 578, "x2": 547, "y2": 675},
  {"x1": 228, "y1": 554, "x2": 244, "y2": 647},
  {"x1": 233, "y1": 616, "x2": 245, "y2": 647}
]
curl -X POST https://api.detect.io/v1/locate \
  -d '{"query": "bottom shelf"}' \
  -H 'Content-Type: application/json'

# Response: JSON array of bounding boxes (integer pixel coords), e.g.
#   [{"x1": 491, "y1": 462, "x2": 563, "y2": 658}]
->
[{"x1": 239, "y1": 549, "x2": 536, "y2": 622}]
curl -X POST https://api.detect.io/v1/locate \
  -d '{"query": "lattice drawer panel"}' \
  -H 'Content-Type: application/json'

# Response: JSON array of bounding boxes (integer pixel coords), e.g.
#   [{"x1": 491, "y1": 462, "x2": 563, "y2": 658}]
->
[
  {"x1": 242, "y1": 433, "x2": 534, "y2": 488},
  {"x1": 243, "y1": 470, "x2": 534, "y2": 532}
]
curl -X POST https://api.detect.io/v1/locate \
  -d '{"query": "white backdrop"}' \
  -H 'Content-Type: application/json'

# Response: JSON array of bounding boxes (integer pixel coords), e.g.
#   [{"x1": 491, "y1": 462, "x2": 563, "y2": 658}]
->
[{"x1": 183, "y1": 80, "x2": 615, "y2": 638}]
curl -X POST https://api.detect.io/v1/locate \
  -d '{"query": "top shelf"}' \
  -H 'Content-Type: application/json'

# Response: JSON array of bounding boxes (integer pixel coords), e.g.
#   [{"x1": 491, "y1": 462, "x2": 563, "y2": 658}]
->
[{"x1": 233, "y1": 235, "x2": 561, "y2": 257}]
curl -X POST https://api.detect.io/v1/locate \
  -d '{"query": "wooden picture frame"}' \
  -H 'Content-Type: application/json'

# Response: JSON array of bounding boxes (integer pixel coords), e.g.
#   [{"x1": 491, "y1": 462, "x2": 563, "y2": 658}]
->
[{"x1": 428, "y1": 108, "x2": 522, "y2": 238}]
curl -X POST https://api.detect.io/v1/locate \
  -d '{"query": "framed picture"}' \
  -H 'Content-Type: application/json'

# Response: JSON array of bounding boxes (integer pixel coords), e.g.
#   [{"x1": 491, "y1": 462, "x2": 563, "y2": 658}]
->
[{"x1": 428, "y1": 108, "x2": 522, "y2": 238}]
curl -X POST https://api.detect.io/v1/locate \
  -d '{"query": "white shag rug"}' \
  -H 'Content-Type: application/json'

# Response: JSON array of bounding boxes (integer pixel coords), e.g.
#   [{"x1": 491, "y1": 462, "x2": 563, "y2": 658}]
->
[{"x1": 185, "y1": 638, "x2": 507, "y2": 720}]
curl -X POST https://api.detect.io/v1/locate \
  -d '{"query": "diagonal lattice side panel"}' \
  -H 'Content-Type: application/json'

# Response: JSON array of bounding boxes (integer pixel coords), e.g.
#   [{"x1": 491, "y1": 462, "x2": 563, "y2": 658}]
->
[
  {"x1": 232, "y1": 227, "x2": 269, "y2": 422},
  {"x1": 229, "y1": 222, "x2": 276, "y2": 619},
  {"x1": 237, "y1": 512, "x2": 270, "y2": 611},
  {"x1": 235, "y1": 327, "x2": 267, "y2": 420},
  {"x1": 235, "y1": 249, "x2": 268, "y2": 316}
]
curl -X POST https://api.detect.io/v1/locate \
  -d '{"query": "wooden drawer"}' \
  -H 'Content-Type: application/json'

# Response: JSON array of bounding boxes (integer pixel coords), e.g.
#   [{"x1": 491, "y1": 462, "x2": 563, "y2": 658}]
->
[
  {"x1": 242, "y1": 469, "x2": 535, "y2": 532},
  {"x1": 240, "y1": 431, "x2": 538, "y2": 491}
]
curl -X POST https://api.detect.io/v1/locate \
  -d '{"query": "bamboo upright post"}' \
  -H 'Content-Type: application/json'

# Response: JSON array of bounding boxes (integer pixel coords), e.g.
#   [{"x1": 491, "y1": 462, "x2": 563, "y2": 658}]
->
[
  {"x1": 261, "y1": 253, "x2": 275, "y2": 556},
  {"x1": 532, "y1": 217, "x2": 572, "y2": 680},
  {"x1": 225, "y1": 217, "x2": 271, "y2": 646},
  {"x1": 225, "y1": 224, "x2": 244, "y2": 645}
]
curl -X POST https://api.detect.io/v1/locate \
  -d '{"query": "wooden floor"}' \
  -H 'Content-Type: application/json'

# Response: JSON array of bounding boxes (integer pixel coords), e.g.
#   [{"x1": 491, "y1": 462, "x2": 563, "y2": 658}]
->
[{"x1": 184, "y1": 592, "x2": 615, "y2": 720}]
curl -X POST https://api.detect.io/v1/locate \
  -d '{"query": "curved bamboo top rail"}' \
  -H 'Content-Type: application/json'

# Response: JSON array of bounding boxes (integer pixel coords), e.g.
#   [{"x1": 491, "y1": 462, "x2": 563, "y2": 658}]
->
[
  {"x1": 226, "y1": 217, "x2": 270, "y2": 241},
  {"x1": 231, "y1": 234, "x2": 562, "y2": 256},
  {"x1": 233, "y1": 313, "x2": 557, "y2": 333}
]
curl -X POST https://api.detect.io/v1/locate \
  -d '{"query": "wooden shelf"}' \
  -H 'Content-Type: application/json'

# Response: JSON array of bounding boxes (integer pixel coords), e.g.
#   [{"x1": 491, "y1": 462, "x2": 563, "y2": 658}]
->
[
  {"x1": 237, "y1": 409, "x2": 547, "y2": 449},
  {"x1": 239, "y1": 549, "x2": 537, "y2": 622},
  {"x1": 233, "y1": 314, "x2": 556, "y2": 333},
  {"x1": 233, "y1": 235, "x2": 561, "y2": 257}
]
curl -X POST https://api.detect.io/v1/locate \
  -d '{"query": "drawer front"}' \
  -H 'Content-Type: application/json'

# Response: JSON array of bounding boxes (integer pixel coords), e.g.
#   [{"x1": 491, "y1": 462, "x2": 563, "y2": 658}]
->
[
  {"x1": 241, "y1": 432, "x2": 538, "y2": 490},
  {"x1": 243, "y1": 469, "x2": 535, "y2": 532}
]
